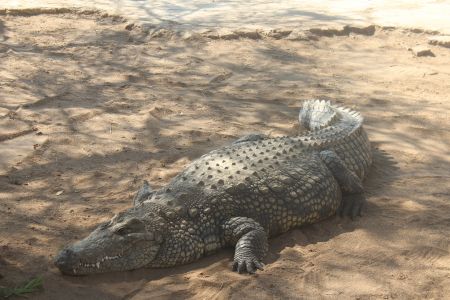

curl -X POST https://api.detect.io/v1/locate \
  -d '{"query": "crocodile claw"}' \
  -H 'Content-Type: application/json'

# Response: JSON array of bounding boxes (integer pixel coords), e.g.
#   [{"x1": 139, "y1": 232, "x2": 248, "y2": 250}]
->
[
  {"x1": 339, "y1": 193, "x2": 366, "y2": 220},
  {"x1": 232, "y1": 259, "x2": 264, "y2": 274}
]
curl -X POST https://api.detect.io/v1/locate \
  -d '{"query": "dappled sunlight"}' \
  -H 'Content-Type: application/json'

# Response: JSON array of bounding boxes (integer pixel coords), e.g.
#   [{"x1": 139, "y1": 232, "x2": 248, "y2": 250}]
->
[
  {"x1": 1, "y1": 0, "x2": 450, "y2": 34},
  {"x1": 0, "y1": 11, "x2": 449, "y2": 299}
]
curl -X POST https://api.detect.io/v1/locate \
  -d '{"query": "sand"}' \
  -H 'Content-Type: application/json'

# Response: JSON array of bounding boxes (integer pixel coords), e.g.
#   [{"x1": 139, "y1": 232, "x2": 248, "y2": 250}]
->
[
  {"x1": 0, "y1": 12, "x2": 449, "y2": 300},
  {"x1": 1, "y1": 1, "x2": 450, "y2": 34}
]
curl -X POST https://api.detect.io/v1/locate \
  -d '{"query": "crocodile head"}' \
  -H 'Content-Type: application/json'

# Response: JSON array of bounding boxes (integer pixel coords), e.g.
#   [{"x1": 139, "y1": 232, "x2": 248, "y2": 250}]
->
[{"x1": 54, "y1": 206, "x2": 165, "y2": 275}]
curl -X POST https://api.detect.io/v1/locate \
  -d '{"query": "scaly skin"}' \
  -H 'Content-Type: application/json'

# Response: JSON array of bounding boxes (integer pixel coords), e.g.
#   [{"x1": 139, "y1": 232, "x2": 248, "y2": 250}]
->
[{"x1": 55, "y1": 100, "x2": 372, "y2": 275}]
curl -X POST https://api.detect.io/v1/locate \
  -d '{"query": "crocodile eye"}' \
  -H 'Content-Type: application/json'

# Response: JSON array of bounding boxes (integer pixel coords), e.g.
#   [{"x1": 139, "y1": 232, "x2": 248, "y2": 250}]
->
[
  {"x1": 113, "y1": 218, "x2": 145, "y2": 235},
  {"x1": 114, "y1": 227, "x2": 129, "y2": 235}
]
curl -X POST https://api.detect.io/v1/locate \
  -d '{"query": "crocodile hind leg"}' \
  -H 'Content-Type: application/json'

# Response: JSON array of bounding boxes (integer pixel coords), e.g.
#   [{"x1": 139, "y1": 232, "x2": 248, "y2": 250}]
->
[
  {"x1": 223, "y1": 217, "x2": 268, "y2": 274},
  {"x1": 319, "y1": 150, "x2": 366, "y2": 219}
]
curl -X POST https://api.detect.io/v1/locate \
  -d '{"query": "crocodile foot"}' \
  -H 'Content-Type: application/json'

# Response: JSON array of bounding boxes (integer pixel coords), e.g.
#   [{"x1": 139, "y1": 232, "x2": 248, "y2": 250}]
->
[
  {"x1": 232, "y1": 255, "x2": 265, "y2": 274},
  {"x1": 223, "y1": 217, "x2": 268, "y2": 274},
  {"x1": 339, "y1": 193, "x2": 366, "y2": 220}
]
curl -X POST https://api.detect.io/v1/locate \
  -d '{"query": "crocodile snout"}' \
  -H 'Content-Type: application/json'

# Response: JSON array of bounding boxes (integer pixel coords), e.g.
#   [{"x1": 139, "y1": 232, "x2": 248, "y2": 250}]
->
[{"x1": 54, "y1": 248, "x2": 78, "y2": 275}]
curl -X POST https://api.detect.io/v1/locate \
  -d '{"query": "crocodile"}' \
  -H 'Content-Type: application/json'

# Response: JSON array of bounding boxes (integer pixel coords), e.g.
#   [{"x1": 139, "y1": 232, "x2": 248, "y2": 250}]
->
[{"x1": 55, "y1": 100, "x2": 372, "y2": 275}]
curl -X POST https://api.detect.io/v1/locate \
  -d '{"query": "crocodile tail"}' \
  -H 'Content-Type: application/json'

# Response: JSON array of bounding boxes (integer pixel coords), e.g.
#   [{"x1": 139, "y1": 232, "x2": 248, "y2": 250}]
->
[
  {"x1": 299, "y1": 99, "x2": 363, "y2": 132},
  {"x1": 298, "y1": 99, "x2": 371, "y2": 179},
  {"x1": 299, "y1": 99, "x2": 339, "y2": 131}
]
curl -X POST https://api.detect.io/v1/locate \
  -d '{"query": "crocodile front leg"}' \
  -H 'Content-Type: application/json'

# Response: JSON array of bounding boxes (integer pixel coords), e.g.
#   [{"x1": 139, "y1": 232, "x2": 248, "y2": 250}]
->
[
  {"x1": 222, "y1": 217, "x2": 268, "y2": 274},
  {"x1": 319, "y1": 150, "x2": 366, "y2": 219}
]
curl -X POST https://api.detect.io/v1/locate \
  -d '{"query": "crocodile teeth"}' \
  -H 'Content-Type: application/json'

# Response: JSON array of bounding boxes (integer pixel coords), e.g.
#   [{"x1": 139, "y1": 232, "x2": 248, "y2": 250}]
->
[{"x1": 98, "y1": 255, "x2": 122, "y2": 263}]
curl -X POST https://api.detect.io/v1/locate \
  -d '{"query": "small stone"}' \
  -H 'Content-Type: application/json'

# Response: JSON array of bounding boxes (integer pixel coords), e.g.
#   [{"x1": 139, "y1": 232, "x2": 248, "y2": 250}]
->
[
  {"x1": 428, "y1": 35, "x2": 450, "y2": 48},
  {"x1": 266, "y1": 29, "x2": 292, "y2": 39},
  {"x1": 125, "y1": 23, "x2": 135, "y2": 31},
  {"x1": 410, "y1": 46, "x2": 435, "y2": 57},
  {"x1": 55, "y1": 190, "x2": 64, "y2": 196}
]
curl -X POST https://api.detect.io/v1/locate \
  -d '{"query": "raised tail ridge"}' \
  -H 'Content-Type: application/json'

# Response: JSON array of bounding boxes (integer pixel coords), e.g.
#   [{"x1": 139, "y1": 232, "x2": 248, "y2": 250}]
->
[
  {"x1": 299, "y1": 99, "x2": 363, "y2": 132},
  {"x1": 297, "y1": 99, "x2": 372, "y2": 179},
  {"x1": 299, "y1": 99, "x2": 338, "y2": 131}
]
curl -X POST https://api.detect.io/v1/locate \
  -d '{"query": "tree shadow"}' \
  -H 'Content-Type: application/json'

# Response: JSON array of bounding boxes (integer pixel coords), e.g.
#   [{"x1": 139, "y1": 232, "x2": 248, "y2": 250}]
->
[{"x1": 0, "y1": 11, "x2": 449, "y2": 300}]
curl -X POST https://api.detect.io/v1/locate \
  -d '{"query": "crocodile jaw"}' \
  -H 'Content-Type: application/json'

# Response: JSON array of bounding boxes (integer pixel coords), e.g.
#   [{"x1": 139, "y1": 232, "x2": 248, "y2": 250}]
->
[{"x1": 55, "y1": 210, "x2": 163, "y2": 275}]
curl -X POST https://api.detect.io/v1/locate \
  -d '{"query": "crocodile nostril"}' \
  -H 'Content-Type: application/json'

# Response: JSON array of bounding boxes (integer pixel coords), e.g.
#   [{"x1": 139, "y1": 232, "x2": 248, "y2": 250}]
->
[{"x1": 54, "y1": 248, "x2": 75, "y2": 268}]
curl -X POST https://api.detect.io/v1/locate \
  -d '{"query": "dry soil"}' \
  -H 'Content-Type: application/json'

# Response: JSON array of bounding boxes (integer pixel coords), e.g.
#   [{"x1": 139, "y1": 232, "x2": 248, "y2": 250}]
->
[{"x1": 0, "y1": 12, "x2": 449, "y2": 300}]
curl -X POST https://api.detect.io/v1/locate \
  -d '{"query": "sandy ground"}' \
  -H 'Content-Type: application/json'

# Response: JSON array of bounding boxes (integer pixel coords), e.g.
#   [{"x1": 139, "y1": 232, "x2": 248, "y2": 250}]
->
[
  {"x1": 0, "y1": 12, "x2": 449, "y2": 300},
  {"x1": 1, "y1": 0, "x2": 450, "y2": 34}
]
